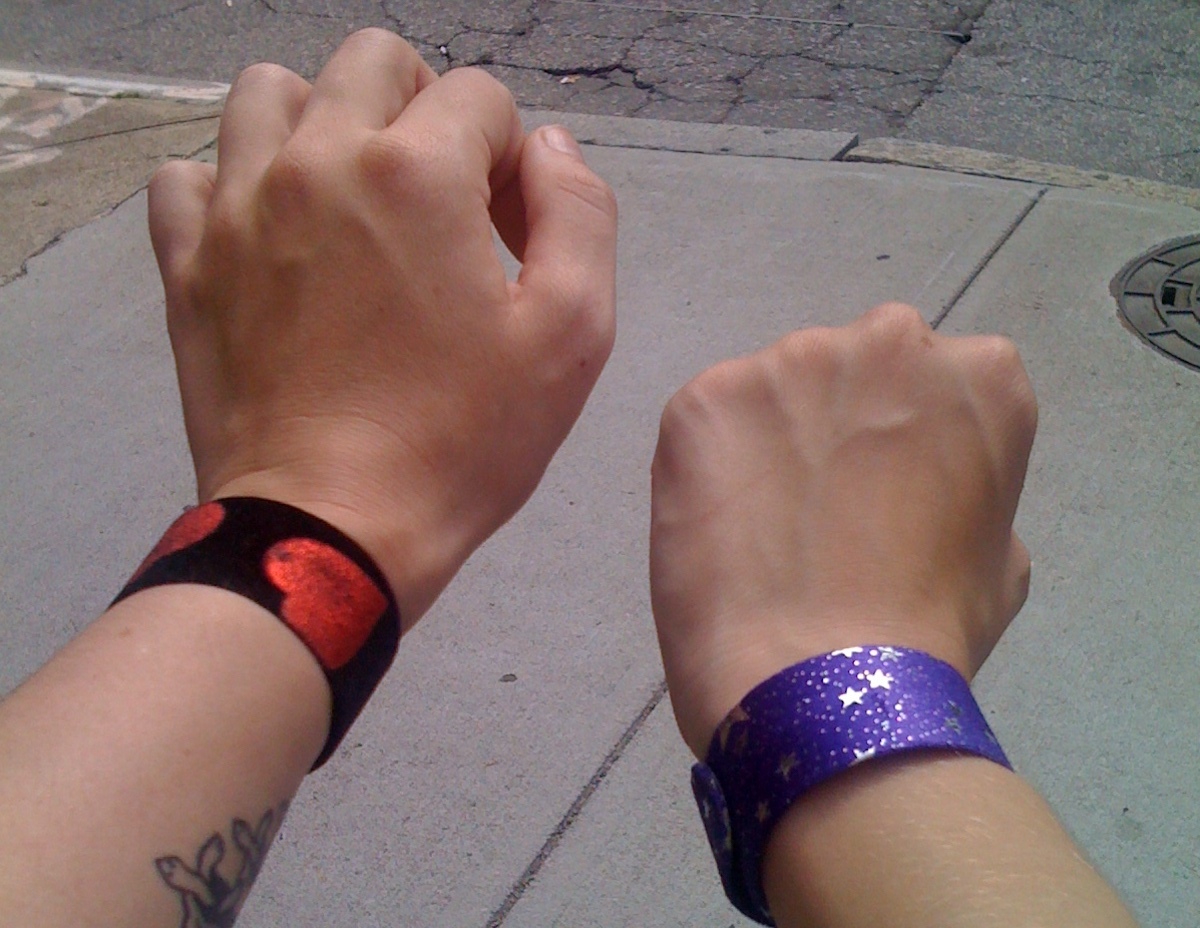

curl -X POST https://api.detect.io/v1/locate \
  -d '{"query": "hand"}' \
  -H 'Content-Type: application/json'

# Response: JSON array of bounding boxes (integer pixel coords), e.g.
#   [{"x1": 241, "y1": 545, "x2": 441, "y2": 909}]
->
[
  {"x1": 146, "y1": 29, "x2": 618, "y2": 627},
  {"x1": 649, "y1": 304, "x2": 1037, "y2": 757}
]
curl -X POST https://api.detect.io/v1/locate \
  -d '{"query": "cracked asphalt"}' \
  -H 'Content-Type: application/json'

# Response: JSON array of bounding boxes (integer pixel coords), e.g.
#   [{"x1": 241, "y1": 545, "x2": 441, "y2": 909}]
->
[{"x1": 1, "y1": 0, "x2": 1198, "y2": 188}]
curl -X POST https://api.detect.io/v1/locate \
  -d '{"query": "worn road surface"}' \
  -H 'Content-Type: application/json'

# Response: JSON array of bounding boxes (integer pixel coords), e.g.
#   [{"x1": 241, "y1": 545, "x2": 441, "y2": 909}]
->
[{"x1": 2, "y1": 0, "x2": 1198, "y2": 188}]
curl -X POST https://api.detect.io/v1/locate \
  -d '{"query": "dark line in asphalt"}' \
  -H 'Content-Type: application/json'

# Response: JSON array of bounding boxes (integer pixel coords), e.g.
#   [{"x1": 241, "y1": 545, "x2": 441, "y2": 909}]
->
[
  {"x1": 7, "y1": 113, "x2": 218, "y2": 152},
  {"x1": 484, "y1": 678, "x2": 670, "y2": 927},
  {"x1": 903, "y1": 0, "x2": 989, "y2": 123},
  {"x1": 545, "y1": 0, "x2": 971, "y2": 40},
  {"x1": 932, "y1": 186, "x2": 1047, "y2": 330}
]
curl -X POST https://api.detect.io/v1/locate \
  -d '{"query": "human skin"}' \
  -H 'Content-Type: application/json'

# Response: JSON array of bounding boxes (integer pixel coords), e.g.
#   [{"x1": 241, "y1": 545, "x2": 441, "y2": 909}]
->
[
  {"x1": 0, "y1": 27, "x2": 1139, "y2": 928},
  {"x1": 0, "y1": 29, "x2": 617, "y2": 926},
  {"x1": 649, "y1": 304, "x2": 1139, "y2": 927}
]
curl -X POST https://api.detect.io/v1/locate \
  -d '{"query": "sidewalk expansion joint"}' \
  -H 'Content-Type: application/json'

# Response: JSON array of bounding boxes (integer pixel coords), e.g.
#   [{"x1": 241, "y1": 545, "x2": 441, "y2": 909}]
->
[
  {"x1": 484, "y1": 678, "x2": 670, "y2": 928},
  {"x1": 932, "y1": 186, "x2": 1046, "y2": 330}
]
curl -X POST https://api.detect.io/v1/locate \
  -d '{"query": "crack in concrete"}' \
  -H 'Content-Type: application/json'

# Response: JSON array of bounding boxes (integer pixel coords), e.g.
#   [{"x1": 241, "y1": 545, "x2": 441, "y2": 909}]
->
[
  {"x1": 899, "y1": 0, "x2": 992, "y2": 121},
  {"x1": 541, "y1": 63, "x2": 624, "y2": 78},
  {"x1": 1024, "y1": 41, "x2": 1155, "y2": 73},
  {"x1": 111, "y1": 0, "x2": 208, "y2": 34},
  {"x1": 3, "y1": 131, "x2": 214, "y2": 287},
  {"x1": 361, "y1": 0, "x2": 1000, "y2": 129},
  {"x1": 1148, "y1": 146, "x2": 1200, "y2": 162},
  {"x1": 7, "y1": 113, "x2": 219, "y2": 152},
  {"x1": 949, "y1": 83, "x2": 1186, "y2": 119},
  {"x1": 544, "y1": 0, "x2": 971, "y2": 40}
]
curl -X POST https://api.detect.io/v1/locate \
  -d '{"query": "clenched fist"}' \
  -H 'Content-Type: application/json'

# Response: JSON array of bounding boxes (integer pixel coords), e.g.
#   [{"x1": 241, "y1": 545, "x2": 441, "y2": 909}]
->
[
  {"x1": 147, "y1": 29, "x2": 618, "y2": 627},
  {"x1": 650, "y1": 304, "x2": 1037, "y2": 757}
]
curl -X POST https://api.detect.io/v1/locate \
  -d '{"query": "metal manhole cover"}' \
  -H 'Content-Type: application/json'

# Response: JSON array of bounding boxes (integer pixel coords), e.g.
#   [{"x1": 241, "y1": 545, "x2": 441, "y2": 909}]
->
[{"x1": 1113, "y1": 234, "x2": 1200, "y2": 371}]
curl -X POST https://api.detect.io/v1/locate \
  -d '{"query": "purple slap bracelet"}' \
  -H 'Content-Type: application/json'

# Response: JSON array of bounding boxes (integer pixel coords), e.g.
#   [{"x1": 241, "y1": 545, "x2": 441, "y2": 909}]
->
[{"x1": 691, "y1": 645, "x2": 1012, "y2": 925}]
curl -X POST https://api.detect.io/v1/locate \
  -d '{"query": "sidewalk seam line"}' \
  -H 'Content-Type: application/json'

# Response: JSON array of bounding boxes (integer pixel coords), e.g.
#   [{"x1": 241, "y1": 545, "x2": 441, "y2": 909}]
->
[
  {"x1": 932, "y1": 185, "x2": 1046, "y2": 329},
  {"x1": 483, "y1": 678, "x2": 670, "y2": 928}
]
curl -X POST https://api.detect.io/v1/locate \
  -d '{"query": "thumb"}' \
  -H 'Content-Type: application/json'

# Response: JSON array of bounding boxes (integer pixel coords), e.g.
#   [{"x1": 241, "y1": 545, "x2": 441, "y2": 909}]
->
[{"x1": 513, "y1": 125, "x2": 618, "y2": 361}]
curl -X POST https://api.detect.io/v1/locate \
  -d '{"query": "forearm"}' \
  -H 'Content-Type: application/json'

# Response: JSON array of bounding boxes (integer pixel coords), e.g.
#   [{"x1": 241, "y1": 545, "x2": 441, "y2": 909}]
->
[
  {"x1": 0, "y1": 586, "x2": 329, "y2": 925},
  {"x1": 763, "y1": 753, "x2": 1138, "y2": 928}
]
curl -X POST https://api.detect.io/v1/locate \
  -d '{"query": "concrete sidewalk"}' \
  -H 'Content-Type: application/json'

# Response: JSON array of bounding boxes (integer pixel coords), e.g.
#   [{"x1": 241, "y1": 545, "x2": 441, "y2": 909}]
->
[{"x1": 2, "y1": 90, "x2": 1198, "y2": 928}]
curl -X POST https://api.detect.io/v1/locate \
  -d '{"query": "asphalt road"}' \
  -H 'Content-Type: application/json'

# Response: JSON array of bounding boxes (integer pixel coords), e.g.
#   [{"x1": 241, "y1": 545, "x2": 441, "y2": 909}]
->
[{"x1": 2, "y1": 0, "x2": 1198, "y2": 188}]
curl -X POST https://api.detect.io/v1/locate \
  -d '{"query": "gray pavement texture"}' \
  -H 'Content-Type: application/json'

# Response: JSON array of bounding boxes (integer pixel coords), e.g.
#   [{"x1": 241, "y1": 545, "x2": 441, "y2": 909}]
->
[
  {"x1": 2, "y1": 0, "x2": 1199, "y2": 189},
  {"x1": 3, "y1": 124, "x2": 1199, "y2": 926},
  {"x1": 0, "y1": 86, "x2": 219, "y2": 284}
]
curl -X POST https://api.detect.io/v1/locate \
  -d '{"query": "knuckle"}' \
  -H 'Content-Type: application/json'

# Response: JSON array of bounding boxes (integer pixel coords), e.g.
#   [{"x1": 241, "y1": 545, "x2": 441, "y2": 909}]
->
[
  {"x1": 657, "y1": 385, "x2": 695, "y2": 446},
  {"x1": 356, "y1": 132, "x2": 452, "y2": 202},
  {"x1": 663, "y1": 358, "x2": 745, "y2": 432},
  {"x1": 773, "y1": 326, "x2": 841, "y2": 378},
  {"x1": 356, "y1": 131, "x2": 408, "y2": 181},
  {"x1": 342, "y1": 26, "x2": 409, "y2": 55},
  {"x1": 231, "y1": 61, "x2": 301, "y2": 97},
  {"x1": 968, "y1": 335, "x2": 1038, "y2": 436},
  {"x1": 980, "y1": 335, "x2": 1034, "y2": 393},
  {"x1": 776, "y1": 326, "x2": 833, "y2": 360},
  {"x1": 860, "y1": 301, "x2": 929, "y2": 339},
  {"x1": 983, "y1": 335, "x2": 1024, "y2": 376},
  {"x1": 148, "y1": 158, "x2": 193, "y2": 198},
  {"x1": 260, "y1": 144, "x2": 322, "y2": 214},
  {"x1": 448, "y1": 65, "x2": 513, "y2": 105},
  {"x1": 434, "y1": 66, "x2": 517, "y2": 124}
]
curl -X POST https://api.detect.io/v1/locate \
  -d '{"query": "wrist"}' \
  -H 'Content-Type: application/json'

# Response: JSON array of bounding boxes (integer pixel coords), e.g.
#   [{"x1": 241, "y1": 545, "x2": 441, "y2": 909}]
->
[
  {"x1": 207, "y1": 474, "x2": 469, "y2": 631},
  {"x1": 690, "y1": 646, "x2": 1010, "y2": 925},
  {"x1": 670, "y1": 607, "x2": 975, "y2": 761},
  {"x1": 117, "y1": 496, "x2": 404, "y2": 767}
]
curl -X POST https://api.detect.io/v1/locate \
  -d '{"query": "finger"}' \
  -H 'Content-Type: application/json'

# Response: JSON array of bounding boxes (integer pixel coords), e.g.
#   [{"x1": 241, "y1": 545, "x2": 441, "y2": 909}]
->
[
  {"x1": 854, "y1": 301, "x2": 934, "y2": 334},
  {"x1": 148, "y1": 159, "x2": 216, "y2": 302},
  {"x1": 216, "y1": 63, "x2": 310, "y2": 198},
  {"x1": 376, "y1": 67, "x2": 524, "y2": 294},
  {"x1": 843, "y1": 302, "x2": 936, "y2": 374},
  {"x1": 303, "y1": 28, "x2": 436, "y2": 130},
  {"x1": 510, "y1": 125, "x2": 618, "y2": 356},
  {"x1": 390, "y1": 67, "x2": 524, "y2": 196}
]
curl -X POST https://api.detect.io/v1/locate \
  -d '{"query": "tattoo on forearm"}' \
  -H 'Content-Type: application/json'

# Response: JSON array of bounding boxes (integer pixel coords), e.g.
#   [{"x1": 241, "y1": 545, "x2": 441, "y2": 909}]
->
[{"x1": 155, "y1": 801, "x2": 289, "y2": 928}]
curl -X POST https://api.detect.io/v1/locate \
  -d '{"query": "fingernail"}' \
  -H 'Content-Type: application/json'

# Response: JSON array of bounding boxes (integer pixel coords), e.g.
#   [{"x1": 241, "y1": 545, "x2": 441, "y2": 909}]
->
[{"x1": 543, "y1": 125, "x2": 583, "y2": 160}]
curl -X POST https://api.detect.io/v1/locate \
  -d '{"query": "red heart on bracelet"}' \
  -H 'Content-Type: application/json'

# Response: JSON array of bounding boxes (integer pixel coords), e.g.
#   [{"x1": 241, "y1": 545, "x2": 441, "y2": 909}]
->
[
  {"x1": 130, "y1": 501, "x2": 226, "y2": 581},
  {"x1": 263, "y1": 539, "x2": 387, "y2": 670}
]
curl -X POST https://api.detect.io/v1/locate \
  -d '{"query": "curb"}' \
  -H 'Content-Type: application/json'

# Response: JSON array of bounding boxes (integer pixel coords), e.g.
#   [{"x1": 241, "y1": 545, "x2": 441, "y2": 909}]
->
[
  {"x1": 0, "y1": 64, "x2": 228, "y2": 104},
  {"x1": 2, "y1": 64, "x2": 1196, "y2": 209},
  {"x1": 846, "y1": 138, "x2": 1200, "y2": 211},
  {"x1": 522, "y1": 110, "x2": 858, "y2": 162}
]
